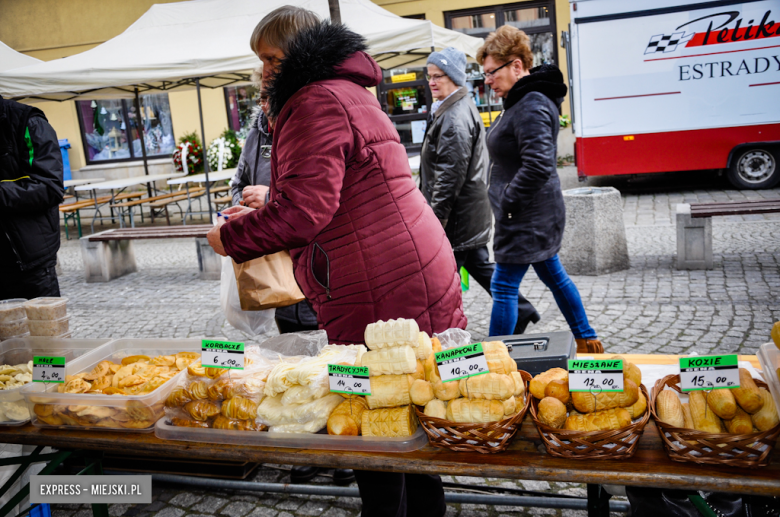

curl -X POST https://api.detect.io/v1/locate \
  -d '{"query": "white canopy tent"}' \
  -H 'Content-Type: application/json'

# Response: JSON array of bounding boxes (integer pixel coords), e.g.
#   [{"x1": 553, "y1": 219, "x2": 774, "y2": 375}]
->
[
  {"x1": 0, "y1": 41, "x2": 41, "y2": 74},
  {"x1": 0, "y1": 0, "x2": 483, "y2": 102}
]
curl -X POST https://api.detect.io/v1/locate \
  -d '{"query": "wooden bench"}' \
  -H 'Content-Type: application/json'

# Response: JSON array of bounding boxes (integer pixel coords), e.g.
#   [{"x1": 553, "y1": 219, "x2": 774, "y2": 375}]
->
[
  {"x1": 214, "y1": 194, "x2": 233, "y2": 211},
  {"x1": 59, "y1": 192, "x2": 145, "y2": 237},
  {"x1": 109, "y1": 189, "x2": 205, "y2": 226},
  {"x1": 80, "y1": 225, "x2": 218, "y2": 282},
  {"x1": 209, "y1": 185, "x2": 231, "y2": 194},
  {"x1": 147, "y1": 188, "x2": 207, "y2": 225},
  {"x1": 676, "y1": 199, "x2": 780, "y2": 269}
]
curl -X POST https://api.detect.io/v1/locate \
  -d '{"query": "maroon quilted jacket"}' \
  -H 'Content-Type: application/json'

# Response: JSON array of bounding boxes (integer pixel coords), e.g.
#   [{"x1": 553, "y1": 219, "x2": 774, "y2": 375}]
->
[{"x1": 220, "y1": 23, "x2": 466, "y2": 344}]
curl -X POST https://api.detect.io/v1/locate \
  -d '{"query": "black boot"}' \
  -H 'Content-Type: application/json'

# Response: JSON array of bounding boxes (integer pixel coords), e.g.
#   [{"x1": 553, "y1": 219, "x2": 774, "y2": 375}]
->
[
  {"x1": 514, "y1": 310, "x2": 540, "y2": 335},
  {"x1": 290, "y1": 466, "x2": 321, "y2": 484},
  {"x1": 332, "y1": 469, "x2": 355, "y2": 486}
]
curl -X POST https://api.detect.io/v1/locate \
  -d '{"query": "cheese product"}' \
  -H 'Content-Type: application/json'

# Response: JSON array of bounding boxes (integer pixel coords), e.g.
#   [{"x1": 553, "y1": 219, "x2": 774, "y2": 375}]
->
[
  {"x1": 360, "y1": 346, "x2": 416, "y2": 376},
  {"x1": 361, "y1": 405, "x2": 418, "y2": 437}
]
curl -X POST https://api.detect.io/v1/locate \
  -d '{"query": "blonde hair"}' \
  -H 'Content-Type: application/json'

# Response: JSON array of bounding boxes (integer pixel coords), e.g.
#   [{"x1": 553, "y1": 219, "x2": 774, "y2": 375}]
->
[
  {"x1": 476, "y1": 25, "x2": 534, "y2": 71},
  {"x1": 250, "y1": 6, "x2": 320, "y2": 55}
]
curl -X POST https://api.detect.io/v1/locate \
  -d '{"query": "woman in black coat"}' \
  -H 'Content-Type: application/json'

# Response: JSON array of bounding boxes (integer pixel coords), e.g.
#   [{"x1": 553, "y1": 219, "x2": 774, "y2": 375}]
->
[{"x1": 478, "y1": 26, "x2": 603, "y2": 354}]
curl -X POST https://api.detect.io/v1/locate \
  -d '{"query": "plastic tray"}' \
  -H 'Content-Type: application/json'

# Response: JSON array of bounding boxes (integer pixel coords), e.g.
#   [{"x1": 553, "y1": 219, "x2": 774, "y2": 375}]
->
[
  {"x1": 23, "y1": 298, "x2": 68, "y2": 320},
  {"x1": 0, "y1": 319, "x2": 29, "y2": 340},
  {"x1": 22, "y1": 338, "x2": 202, "y2": 433},
  {"x1": 155, "y1": 418, "x2": 429, "y2": 452},
  {"x1": 0, "y1": 336, "x2": 110, "y2": 426},
  {"x1": 0, "y1": 299, "x2": 26, "y2": 324},
  {"x1": 757, "y1": 342, "x2": 780, "y2": 413},
  {"x1": 28, "y1": 316, "x2": 68, "y2": 337}
]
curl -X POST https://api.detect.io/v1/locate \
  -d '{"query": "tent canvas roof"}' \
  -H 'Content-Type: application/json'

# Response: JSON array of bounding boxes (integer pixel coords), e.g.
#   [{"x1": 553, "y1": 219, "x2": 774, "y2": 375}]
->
[
  {"x1": 0, "y1": 41, "x2": 42, "y2": 73},
  {"x1": 0, "y1": 0, "x2": 483, "y2": 101}
]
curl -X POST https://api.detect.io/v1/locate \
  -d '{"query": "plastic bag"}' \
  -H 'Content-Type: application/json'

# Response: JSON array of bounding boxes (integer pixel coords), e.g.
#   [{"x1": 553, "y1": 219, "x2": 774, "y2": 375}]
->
[
  {"x1": 259, "y1": 330, "x2": 329, "y2": 357},
  {"x1": 220, "y1": 256, "x2": 276, "y2": 335},
  {"x1": 436, "y1": 328, "x2": 472, "y2": 350}
]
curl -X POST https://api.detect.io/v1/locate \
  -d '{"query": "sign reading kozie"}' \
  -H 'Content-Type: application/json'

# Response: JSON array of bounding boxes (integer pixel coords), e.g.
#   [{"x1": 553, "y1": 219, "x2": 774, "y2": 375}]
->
[
  {"x1": 328, "y1": 365, "x2": 371, "y2": 396},
  {"x1": 679, "y1": 354, "x2": 740, "y2": 391},
  {"x1": 568, "y1": 359, "x2": 624, "y2": 393},
  {"x1": 33, "y1": 356, "x2": 65, "y2": 383},
  {"x1": 201, "y1": 340, "x2": 244, "y2": 369},
  {"x1": 435, "y1": 343, "x2": 489, "y2": 383}
]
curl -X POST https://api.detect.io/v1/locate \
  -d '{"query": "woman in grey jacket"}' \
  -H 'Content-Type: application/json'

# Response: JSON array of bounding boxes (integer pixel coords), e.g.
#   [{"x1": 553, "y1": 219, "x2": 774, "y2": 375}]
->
[
  {"x1": 420, "y1": 48, "x2": 539, "y2": 334},
  {"x1": 478, "y1": 26, "x2": 603, "y2": 354}
]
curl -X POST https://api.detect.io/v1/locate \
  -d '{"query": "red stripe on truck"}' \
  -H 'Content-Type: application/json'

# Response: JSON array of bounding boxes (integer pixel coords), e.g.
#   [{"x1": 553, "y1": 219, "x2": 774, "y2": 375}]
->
[{"x1": 575, "y1": 123, "x2": 780, "y2": 176}]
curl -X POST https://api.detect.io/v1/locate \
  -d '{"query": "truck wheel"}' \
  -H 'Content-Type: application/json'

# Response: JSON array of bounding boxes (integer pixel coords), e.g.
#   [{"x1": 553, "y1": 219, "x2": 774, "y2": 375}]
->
[{"x1": 727, "y1": 147, "x2": 779, "y2": 189}]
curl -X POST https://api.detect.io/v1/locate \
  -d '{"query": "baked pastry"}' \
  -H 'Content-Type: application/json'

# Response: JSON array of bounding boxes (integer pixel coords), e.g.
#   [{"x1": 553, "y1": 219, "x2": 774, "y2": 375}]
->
[
  {"x1": 208, "y1": 378, "x2": 236, "y2": 401},
  {"x1": 327, "y1": 397, "x2": 368, "y2": 436},
  {"x1": 166, "y1": 387, "x2": 192, "y2": 408},
  {"x1": 221, "y1": 396, "x2": 259, "y2": 420},
  {"x1": 188, "y1": 380, "x2": 209, "y2": 400},
  {"x1": 183, "y1": 400, "x2": 221, "y2": 421},
  {"x1": 171, "y1": 417, "x2": 210, "y2": 428},
  {"x1": 212, "y1": 415, "x2": 263, "y2": 431},
  {"x1": 361, "y1": 405, "x2": 417, "y2": 437}
]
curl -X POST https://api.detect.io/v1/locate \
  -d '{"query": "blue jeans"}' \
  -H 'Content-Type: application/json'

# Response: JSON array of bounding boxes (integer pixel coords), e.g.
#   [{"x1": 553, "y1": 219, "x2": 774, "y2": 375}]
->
[{"x1": 489, "y1": 255, "x2": 597, "y2": 339}]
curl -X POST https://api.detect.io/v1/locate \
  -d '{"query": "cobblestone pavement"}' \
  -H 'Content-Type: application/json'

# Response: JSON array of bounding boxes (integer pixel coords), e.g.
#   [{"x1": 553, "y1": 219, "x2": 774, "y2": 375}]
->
[{"x1": 50, "y1": 172, "x2": 779, "y2": 517}]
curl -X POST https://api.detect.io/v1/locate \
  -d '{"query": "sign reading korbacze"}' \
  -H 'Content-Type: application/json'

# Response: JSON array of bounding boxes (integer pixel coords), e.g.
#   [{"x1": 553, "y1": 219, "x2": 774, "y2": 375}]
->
[{"x1": 201, "y1": 340, "x2": 245, "y2": 369}]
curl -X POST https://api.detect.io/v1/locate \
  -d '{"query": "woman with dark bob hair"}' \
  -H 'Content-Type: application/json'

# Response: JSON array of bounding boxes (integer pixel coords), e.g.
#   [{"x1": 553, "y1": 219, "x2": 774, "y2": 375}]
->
[{"x1": 478, "y1": 25, "x2": 603, "y2": 354}]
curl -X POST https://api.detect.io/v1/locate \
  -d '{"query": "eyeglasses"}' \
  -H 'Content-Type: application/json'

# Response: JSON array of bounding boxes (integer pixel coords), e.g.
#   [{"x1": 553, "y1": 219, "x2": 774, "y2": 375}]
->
[
  {"x1": 482, "y1": 60, "x2": 513, "y2": 79},
  {"x1": 425, "y1": 73, "x2": 447, "y2": 82}
]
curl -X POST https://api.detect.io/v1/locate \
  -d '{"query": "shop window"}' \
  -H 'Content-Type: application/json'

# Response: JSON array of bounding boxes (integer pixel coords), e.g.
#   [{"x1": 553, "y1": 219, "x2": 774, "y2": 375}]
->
[
  {"x1": 376, "y1": 67, "x2": 431, "y2": 152},
  {"x1": 76, "y1": 93, "x2": 174, "y2": 164},
  {"x1": 450, "y1": 13, "x2": 496, "y2": 35},
  {"x1": 224, "y1": 84, "x2": 261, "y2": 140}
]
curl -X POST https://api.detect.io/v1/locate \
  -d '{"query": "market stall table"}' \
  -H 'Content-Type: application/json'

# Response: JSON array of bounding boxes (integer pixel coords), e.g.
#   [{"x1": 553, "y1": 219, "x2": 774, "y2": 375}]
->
[
  {"x1": 63, "y1": 178, "x2": 104, "y2": 199},
  {"x1": 167, "y1": 169, "x2": 235, "y2": 223}
]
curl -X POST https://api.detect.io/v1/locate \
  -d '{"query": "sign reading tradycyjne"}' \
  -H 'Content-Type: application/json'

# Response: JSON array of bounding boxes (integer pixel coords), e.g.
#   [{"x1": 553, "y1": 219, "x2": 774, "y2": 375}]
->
[
  {"x1": 568, "y1": 359, "x2": 624, "y2": 393},
  {"x1": 328, "y1": 364, "x2": 371, "y2": 396},
  {"x1": 33, "y1": 356, "x2": 65, "y2": 383},
  {"x1": 201, "y1": 340, "x2": 244, "y2": 369},
  {"x1": 679, "y1": 355, "x2": 739, "y2": 391},
  {"x1": 435, "y1": 343, "x2": 489, "y2": 383}
]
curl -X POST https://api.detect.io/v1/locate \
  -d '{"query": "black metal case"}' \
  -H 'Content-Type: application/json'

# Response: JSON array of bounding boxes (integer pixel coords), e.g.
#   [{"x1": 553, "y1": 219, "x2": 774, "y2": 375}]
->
[{"x1": 488, "y1": 331, "x2": 576, "y2": 376}]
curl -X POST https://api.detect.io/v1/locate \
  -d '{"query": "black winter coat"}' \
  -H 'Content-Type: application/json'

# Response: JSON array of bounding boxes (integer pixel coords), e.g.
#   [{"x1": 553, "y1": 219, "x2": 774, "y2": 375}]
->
[
  {"x1": 0, "y1": 97, "x2": 64, "y2": 272},
  {"x1": 486, "y1": 65, "x2": 567, "y2": 265},
  {"x1": 420, "y1": 87, "x2": 491, "y2": 252}
]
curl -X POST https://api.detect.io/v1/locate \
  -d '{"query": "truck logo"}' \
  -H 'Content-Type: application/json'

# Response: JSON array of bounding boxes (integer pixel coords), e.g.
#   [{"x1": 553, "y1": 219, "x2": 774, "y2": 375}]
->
[{"x1": 644, "y1": 9, "x2": 780, "y2": 55}]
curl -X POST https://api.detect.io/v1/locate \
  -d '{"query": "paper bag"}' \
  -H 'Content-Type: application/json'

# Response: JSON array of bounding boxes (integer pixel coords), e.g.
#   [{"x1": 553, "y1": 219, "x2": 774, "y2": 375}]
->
[{"x1": 232, "y1": 251, "x2": 305, "y2": 311}]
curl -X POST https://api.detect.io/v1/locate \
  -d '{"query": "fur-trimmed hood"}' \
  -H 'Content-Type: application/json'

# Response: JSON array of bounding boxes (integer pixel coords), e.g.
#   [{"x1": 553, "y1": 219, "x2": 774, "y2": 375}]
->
[
  {"x1": 503, "y1": 64, "x2": 567, "y2": 111},
  {"x1": 265, "y1": 22, "x2": 381, "y2": 119}
]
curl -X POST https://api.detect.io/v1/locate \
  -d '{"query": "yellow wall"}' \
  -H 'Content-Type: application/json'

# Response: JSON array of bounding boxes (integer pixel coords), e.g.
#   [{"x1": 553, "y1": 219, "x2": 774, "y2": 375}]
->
[{"x1": 168, "y1": 89, "x2": 229, "y2": 152}]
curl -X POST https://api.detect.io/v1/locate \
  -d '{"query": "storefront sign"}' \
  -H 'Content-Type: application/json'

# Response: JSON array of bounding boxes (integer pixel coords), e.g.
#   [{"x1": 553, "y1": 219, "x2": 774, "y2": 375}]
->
[
  {"x1": 33, "y1": 356, "x2": 65, "y2": 383},
  {"x1": 391, "y1": 72, "x2": 417, "y2": 83},
  {"x1": 679, "y1": 355, "x2": 739, "y2": 391},
  {"x1": 435, "y1": 343, "x2": 489, "y2": 383},
  {"x1": 328, "y1": 364, "x2": 371, "y2": 396},
  {"x1": 568, "y1": 359, "x2": 624, "y2": 392},
  {"x1": 201, "y1": 340, "x2": 245, "y2": 369}
]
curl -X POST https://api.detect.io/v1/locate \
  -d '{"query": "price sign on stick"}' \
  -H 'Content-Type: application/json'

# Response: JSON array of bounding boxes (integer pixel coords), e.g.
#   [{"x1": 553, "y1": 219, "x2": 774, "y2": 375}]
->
[
  {"x1": 568, "y1": 359, "x2": 624, "y2": 392},
  {"x1": 679, "y1": 354, "x2": 740, "y2": 391},
  {"x1": 328, "y1": 365, "x2": 371, "y2": 396},
  {"x1": 202, "y1": 340, "x2": 245, "y2": 370},
  {"x1": 33, "y1": 356, "x2": 65, "y2": 383},
  {"x1": 435, "y1": 343, "x2": 489, "y2": 383}
]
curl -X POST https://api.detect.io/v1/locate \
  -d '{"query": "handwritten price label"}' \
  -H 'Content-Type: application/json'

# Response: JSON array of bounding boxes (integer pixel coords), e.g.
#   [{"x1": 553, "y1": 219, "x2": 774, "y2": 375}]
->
[
  {"x1": 679, "y1": 355, "x2": 739, "y2": 391},
  {"x1": 435, "y1": 343, "x2": 489, "y2": 383},
  {"x1": 33, "y1": 356, "x2": 65, "y2": 383},
  {"x1": 201, "y1": 340, "x2": 245, "y2": 370},
  {"x1": 568, "y1": 359, "x2": 624, "y2": 393},
  {"x1": 328, "y1": 365, "x2": 371, "y2": 396}
]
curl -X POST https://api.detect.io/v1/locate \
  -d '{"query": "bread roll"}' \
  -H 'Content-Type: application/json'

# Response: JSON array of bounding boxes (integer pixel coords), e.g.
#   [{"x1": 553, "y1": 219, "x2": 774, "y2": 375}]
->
[
  {"x1": 510, "y1": 371, "x2": 525, "y2": 398},
  {"x1": 530, "y1": 368, "x2": 568, "y2": 400},
  {"x1": 655, "y1": 390, "x2": 684, "y2": 428},
  {"x1": 327, "y1": 397, "x2": 368, "y2": 436},
  {"x1": 410, "y1": 379, "x2": 434, "y2": 406},
  {"x1": 706, "y1": 389, "x2": 737, "y2": 420},
  {"x1": 572, "y1": 380, "x2": 639, "y2": 413},
  {"x1": 733, "y1": 368, "x2": 763, "y2": 414},
  {"x1": 625, "y1": 391, "x2": 647, "y2": 420},
  {"x1": 502, "y1": 396, "x2": 517, "y2": 416},
  {"x1": 751, "y1": 389, "x2": 779, "y2": 432},
  {"x1": 543, "y1": 379, "x2": 570, "y2": 406},
  {"x1": 538, "y1": 397, "x2": 567, "y2": 428},
  {"x1": 724, "y1": 405, "x2": 753, "y2": 434},
  {"x1": 482, "y1": 341, "x2": 517, "y2": 375},
  {"x1": 424, "y1": 399, "x2": 447, "y2": 419},
  {"x1": 564, "y1": 408, "x2": 631, "y2": 432},
  {"x1": 365, "y1": 374, "x2": 413, "y2": 409},
  {"x1": 458, "y1": 373, "x2": 514, "y2": 401},
  {"x1": 445, "y1": 398, "x2": 504, "y2": 423},
  {"x1": 362, "y1": 405, "x2": 417, "y2": 437},
  {"x1": 689, "y1": 390, "x2": 725, "y2": 433}
]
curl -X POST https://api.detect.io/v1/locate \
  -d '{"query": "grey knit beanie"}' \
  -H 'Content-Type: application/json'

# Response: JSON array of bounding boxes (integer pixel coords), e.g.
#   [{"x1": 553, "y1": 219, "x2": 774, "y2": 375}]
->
[{"x1": 427, "y1": 47, "x2": 467, "y2": 86}]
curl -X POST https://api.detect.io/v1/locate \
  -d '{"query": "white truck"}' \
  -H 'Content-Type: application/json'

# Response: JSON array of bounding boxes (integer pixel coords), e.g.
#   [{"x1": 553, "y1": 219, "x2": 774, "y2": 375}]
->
[{"x1": 565, "y1": 0, "x2": 780, "y2": 188}]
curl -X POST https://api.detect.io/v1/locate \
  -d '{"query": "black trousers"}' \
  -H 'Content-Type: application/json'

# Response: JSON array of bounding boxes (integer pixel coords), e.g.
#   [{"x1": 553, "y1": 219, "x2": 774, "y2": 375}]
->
[
  {"x1": 454, "y1": 246, "x2": 536, "y2": 322},
  {"x1": 274, "y1": 314, "x2": 319, "y2": 335},
  {"x1": 0, "y1": 264, "x2": 60, "y2": 300},
  {"x1": 354, "y1": 471, "x2": 446, "y2": 517}
]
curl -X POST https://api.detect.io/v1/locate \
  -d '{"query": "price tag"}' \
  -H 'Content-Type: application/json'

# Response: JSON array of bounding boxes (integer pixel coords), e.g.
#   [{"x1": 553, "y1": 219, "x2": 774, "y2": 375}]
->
[
  {"x1": 201, "y1": 340, "x2": 244, "y2": 370},
  {"x1": 33, "y1": 356, "x2": 65, "y2": 383},
  {"x1": 568, "y1": 359, "x2": 624, "y2": 392},
  {"x1": 328, "y1": 365, "x2": 371, "y2": 396},
  {"x1": 435, "y1": 343, "x2": 489, "y2": 383},
  {"x1": 679, "y1": 354, "x2": 740, "y2": 391}
]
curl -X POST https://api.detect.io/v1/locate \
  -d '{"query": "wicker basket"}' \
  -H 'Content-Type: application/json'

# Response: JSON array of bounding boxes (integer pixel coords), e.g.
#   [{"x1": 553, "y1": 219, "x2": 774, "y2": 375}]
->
[
  {"x1": 528, "y1": 384, "x2": 651, "y2": 460},
  {"x1": 414, "y1": 370, "x2": 531, "y2": 454},
  {"x1": 649, "y1": 374, "x2": 780, "y2": 468}
]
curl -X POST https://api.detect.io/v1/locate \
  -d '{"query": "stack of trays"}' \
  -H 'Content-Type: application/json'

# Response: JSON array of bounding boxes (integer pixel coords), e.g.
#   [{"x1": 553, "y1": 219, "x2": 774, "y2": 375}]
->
[
  {"x1": 24, "y1": 298, "x2": 70, "y2": 338},
  {"x1": 0, "y1": 299, "x2": 30, "y2": 341}
]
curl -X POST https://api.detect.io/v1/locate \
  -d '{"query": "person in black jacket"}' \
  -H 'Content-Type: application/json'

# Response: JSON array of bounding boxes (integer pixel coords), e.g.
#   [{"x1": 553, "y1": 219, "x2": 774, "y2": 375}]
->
[
  {"x1": 0, "y1": 95, "x2": 64, "y2": 300},
  {"x1": 477, "y1": 26, "x2": 603, "y2": 354},
  {"x1": 420, "y1": 47, "x2": 539, "y2": 334}
]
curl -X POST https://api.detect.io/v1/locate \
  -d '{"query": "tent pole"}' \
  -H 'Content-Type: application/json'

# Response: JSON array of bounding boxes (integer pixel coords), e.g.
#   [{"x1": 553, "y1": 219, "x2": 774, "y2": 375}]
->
[
  {"x1": 328, "y1": 0, "x2": 341, "y2": 24},
  {"x1": 195, "y1": 77, "x2": 213, "y2": 221},
  {"x1": 133, "y1": 88, "x2": 153, "y2": 200}
]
